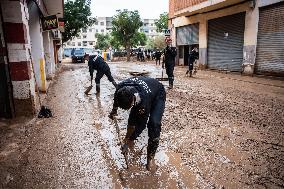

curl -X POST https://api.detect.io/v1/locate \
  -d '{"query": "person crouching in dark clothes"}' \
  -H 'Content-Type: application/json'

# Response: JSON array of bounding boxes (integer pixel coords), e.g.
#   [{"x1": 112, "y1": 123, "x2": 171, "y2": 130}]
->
[
  {"x1": 186, "y1": 47, "x2": 199, "y2": 77},
  {"x1": 162, "y1": 45, "x2": 177, "y2": 89},
  {"x1": 85, "y1": 54, "x2": 117, "y2": 93},
  {"x1": 109, "y1": 76, "x2": 166, "y2": 171}
]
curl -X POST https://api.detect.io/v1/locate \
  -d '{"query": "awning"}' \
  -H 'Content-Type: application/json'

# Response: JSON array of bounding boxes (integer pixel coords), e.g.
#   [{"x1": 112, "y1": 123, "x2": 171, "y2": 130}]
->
[
  {"x1": 174, "y1": 0, "x2": 248, "y2": 17},
  {"x1": 42, "y1": 0, "x2": 64, "y2": 18}
]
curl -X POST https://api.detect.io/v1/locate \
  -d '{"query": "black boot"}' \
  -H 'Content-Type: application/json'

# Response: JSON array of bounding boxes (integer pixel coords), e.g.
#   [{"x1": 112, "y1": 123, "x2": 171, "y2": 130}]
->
[
  {"x1": 168, "y1": 80, "x2": 173, "y2": 89},
  {"x1": 96, "y1": 84, "x2": 100, "y2": 93},
  {"x1": 146, "y1": 138, "x2": 159, "y2": 171}
]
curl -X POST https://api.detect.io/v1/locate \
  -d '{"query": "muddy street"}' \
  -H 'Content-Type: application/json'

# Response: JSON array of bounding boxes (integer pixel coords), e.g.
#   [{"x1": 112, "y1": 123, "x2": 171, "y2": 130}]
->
[{"x1": 0, "y1": 61, "x2": 284, "y2": 189}]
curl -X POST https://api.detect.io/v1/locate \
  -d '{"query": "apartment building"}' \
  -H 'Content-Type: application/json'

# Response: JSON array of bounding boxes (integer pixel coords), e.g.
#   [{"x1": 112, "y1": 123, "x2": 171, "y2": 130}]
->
[
  {"x1": 140, "y1": 19, "x2": 160, "y2": 38},
  {"x1": 66, "y1": 17, "x2": 160, "y2": 49},
  {"x1": 169, "y1": 0, "x2": 284, "y2": 76}
]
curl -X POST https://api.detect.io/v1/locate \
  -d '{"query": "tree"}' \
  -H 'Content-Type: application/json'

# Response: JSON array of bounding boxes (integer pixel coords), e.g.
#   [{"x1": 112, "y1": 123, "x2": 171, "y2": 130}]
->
[
  {"x1": 155, "y1": 12, "x2": 168, "y2": 33},
  {"x1": 146, "y1": 35, "x2": 165, "y2": 50},
  {"x1": 146, "y1": 37, "x2": 154, "y2": 49},
  {"x1": 95, "y1": 33, "x2": 110, "y2": 50},
  {"x1": 111, "y1": 10, "x2": 143, "y2": 61},
  {"x1": 62, "y1": 0, "x2": 96, "y2": 43},
  {"x1": 153, "y1": 35, "x2": 166, "y2": 50},
  {"x1": 130, "y1": 32, "x2": 147, "y2": 47},
  {"x1": 110, "y1": 35, "x2": 121, "y2": 50}
]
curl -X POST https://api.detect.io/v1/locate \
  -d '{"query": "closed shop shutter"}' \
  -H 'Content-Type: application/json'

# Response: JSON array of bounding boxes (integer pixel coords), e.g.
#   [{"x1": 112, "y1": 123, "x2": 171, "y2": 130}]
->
[
  {"x1": 255, "y1": 2, "x2": 284, "y2": 76},
  {"x1": 208, "y1": 12, "x2": 245, "y2": 71},
  {"x1": 176, "y1": 23, "x2": 199, "y2": 46}
]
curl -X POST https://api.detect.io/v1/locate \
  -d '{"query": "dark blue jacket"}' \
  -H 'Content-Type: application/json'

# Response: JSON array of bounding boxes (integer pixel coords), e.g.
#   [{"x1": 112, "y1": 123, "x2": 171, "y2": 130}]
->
[
  {"x1": 113, "y1": 77, "x2": 165, "y2": 119},
  {"x1": 88, "y1": 55, "x2": 109, "y2": 74}
]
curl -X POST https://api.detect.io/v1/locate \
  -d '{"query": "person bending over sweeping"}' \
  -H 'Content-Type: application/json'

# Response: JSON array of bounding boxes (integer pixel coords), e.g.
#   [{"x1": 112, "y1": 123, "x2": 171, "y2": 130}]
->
[
  {"x1": 109, "y1": 76, "x2": 166, "y2": 171},
  {"x1": 84, "y1": 54, "x2": 117, "y2": 94}
]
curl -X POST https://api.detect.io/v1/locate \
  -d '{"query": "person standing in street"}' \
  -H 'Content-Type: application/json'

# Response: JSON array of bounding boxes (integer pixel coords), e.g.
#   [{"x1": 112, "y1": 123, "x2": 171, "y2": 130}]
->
[
  {"x1": 186, "y1": 46, "x2": 199, "y2": 77},
  {"x1": 162, "y1": 44, "x2": 177, "y2": 89},
  {"x1": 84, "y1": 54, "x2": 117, "y2": 93},
  {"x1": 155, "y1": 50, "x2": 161, "y2": 65},
  {"x1": 109, "y1": 76, "x2": 166, "y2": 171}
]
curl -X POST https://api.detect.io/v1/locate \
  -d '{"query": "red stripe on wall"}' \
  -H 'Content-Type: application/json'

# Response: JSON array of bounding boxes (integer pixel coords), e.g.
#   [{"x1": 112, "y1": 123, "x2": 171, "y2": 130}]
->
[
  {"x1": 9, "y1": 61, "x2": 31, "y2": 81},
  {"x1": 3, "y1": 22, "x2": 28, "y2": 44}
]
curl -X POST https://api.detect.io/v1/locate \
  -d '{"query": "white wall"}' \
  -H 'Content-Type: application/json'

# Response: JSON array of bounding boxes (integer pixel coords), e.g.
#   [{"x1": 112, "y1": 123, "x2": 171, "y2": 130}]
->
[
  {"x1": 28, "y1": 2, "x2": 47, "y2": 92},
  {"x1": 43, "y1": 31, "x2": 56, "y2": 79}
]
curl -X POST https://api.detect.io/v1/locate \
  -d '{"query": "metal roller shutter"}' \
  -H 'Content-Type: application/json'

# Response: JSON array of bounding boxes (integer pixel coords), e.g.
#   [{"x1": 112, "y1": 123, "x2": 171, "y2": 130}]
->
[
  {"x1": 208, "y1": 12, "x2": 245, "y2": 71},
  {"x1": 176, "y1": 23, "x2": 199, "y2": 46},
  {"x1": 255, "y1": 2, "x2": 284, "y2": 76}
]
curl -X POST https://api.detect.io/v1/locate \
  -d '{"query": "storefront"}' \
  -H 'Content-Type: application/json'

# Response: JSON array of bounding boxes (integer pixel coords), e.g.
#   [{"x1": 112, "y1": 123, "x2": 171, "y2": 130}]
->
[
  {"x1": 255, "y1": 1, "x2": 284, "y2": 76},
  {"x1": 207, "y1": 12, "x2": 246, "y2": 72},
  {"x1": 176, "y1": 23, "x2": 199, "y2": 66}
]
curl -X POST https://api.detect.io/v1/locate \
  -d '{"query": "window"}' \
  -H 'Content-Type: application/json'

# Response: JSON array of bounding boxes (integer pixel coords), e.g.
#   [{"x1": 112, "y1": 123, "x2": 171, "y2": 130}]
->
[
  {"x1": 89, "y1": 42, "x2": 93, "y2": 45},
  {"x1": 106, "y1": 21, "x2": 111, "y2": 26},
  {"x1": 100, "y1": 22, "x2": 104, "y2": 26},
  {"x1": 82, "y1": 28, "x2": 87, "y2": 33},
  {"x1": 72, "y1": 42, "x2": 75, "y2": 46},
  {"x1": 83, "y1": 35, "x2": 87, "y2": 39},
  {"x1": 77, "y1": 35, "x2": 81, "y2": 39},
  {"x1": 151, "y1": 30, "x2": 154, "y2": 33},
  {"x1": 83, "y1": 41, "x2": 87, "y2": 46},
  {"x1": 144, "y1": 30, "x2": 149, "y2": 33},
  {"x1": 78, "y1": 42, "x2": 81, "y2": 46},
  {"x1": 67, "y1": 41, "x2": 71, "y2": 45},
  {"x1": 151, "y1": 24, "x2": 154, "y2": 26},
  {"x1": 101, "y1": 29, "x2": 104, "y2": 33},
  {"x1": 144, "y1": 23, "x2": 147, "y2": 26},
  {"x1": 96, "y1": 29, "x2": 98, "y2": 32},
  {"x1": 89, "y1": 29, "x2": 92, "y2": 32}
]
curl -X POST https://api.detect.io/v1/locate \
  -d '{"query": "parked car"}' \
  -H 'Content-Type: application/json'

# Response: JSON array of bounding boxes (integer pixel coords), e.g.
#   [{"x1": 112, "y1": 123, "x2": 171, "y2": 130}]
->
[
  {"x1": 63, "y1": 48, "x2": 72, "y2": 57},
  {"x1": 71, "y1": 48, "x2": 85, "y2": 63}
]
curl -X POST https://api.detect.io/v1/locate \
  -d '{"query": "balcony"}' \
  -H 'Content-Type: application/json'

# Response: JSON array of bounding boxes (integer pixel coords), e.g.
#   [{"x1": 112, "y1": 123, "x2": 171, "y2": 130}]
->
[{"x1": 174, "y1": 0, "x2": 247, "y2": 17}]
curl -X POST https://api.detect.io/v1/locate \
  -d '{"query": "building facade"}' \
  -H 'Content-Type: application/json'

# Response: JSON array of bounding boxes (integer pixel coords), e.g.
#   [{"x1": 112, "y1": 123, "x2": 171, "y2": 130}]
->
[
  {"x1": 66, "y1": 17, "x2": 160, "y2": 49},
  {"x1": 169, "y1": 0, "x2": 284, "y2": 76},
  {"x1": 0, "y1": 0, "x2": 63, "y2": 118},
  {"x1": 140, "y1": 19, "x2": 160, "y2": 38}
]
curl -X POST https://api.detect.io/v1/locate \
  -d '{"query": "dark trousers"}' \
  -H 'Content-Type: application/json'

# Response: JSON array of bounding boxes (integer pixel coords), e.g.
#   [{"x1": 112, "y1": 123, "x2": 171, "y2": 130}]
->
[
  {"x1": 95, "y1": 68, "x2": 114, "y2": 84},
  {"x1": 129, "y1": 86, "x2": 166, "y2": 158},
  {"x1": 155, "y1": 59, "x2": 160, "y2": 65},
  {"x1": 166, "y1": 64, "x2": 174, "y2": 85}
]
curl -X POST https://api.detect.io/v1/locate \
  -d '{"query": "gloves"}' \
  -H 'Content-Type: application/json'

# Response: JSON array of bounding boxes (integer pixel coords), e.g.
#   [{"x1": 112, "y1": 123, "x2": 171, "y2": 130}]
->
[{"x1": 108, "y1": 109, "x2": 117, "y2": 119}]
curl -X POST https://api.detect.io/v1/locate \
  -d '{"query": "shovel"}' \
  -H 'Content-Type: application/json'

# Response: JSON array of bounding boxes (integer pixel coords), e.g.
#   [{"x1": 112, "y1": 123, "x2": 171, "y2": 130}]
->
[
  {"x1": 156, "y1": 68, "x2": 168, "y2": 81},
  {"x1": 113, "y1": 117, "x2": 129, "y2": 169},
  {"x1": 84, "y1": 76, "x2": 93, "y2": 94}
]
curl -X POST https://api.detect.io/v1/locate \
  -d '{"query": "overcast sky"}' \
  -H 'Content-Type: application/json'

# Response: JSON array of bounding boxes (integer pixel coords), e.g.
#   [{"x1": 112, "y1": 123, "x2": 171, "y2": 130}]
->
[{"x1": 91, "y1": 0, "x2": 168, "y2": 19}]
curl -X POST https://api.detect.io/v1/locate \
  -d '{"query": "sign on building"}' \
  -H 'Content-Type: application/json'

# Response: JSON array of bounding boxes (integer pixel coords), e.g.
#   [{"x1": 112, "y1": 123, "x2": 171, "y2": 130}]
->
[
  {"x1": 42, "y1": 15, "x2": 58, "y2": 31},
  {"x1": 164, "y1": 29, "x2": 171, "y2": 36}
]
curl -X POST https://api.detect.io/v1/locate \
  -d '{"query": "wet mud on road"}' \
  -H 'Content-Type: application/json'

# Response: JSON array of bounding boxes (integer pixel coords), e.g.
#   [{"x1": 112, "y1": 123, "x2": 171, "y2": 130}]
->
[{"x1": 0, "y1": 61, "x2": 284, "y2": 188}]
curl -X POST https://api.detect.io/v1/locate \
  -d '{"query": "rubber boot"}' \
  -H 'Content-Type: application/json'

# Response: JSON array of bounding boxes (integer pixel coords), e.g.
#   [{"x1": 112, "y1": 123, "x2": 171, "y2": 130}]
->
[
  {"x1": 96, "y1": 84, "x2": 100, "y2": 93},
  {"x1": 189, "y1": 70, "x2": 192, "y2": 77},
  {"x1": 168, "y1": 80, "x2": 173, "y2": 89},
  {"x1": 146, "y1": 138, "x2": 159, "y2": 172}
]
